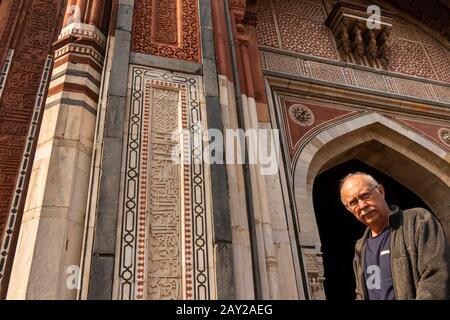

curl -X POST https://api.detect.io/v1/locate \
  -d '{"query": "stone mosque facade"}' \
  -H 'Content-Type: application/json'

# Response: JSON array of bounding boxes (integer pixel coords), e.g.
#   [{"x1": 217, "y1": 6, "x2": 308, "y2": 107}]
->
[{"x1": 0, "y1": 0, "x2": 449, "y2": 299}]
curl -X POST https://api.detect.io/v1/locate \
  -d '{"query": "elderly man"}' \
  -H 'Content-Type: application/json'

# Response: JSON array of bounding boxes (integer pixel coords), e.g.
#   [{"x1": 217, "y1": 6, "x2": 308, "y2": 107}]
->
[{"x1": 340, "y1": 172, "x2": 450, "y2": 300}]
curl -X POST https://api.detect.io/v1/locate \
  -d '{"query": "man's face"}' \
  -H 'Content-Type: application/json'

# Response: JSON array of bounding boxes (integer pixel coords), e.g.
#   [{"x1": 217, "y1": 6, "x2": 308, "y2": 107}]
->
[{"x1": 341, "y1": 176, "x2": 389, "y2": 229}]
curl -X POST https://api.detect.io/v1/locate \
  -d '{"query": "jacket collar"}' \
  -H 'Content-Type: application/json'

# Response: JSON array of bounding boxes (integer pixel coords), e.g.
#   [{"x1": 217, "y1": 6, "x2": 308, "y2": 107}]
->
[
  {"x1": 355, "y1": 205, "x2": 401, "y2": 256},
  {"x1": 388, "y1": 205, "x2": 401, "y2": 229}
]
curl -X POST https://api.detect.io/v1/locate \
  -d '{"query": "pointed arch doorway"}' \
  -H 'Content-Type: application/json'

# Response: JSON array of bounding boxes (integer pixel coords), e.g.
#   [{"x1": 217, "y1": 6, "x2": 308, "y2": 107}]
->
[
  {"x1": 312, "y1": 159, "x2": 431, "y2": 300},
  {"x1": 292, "y1": 113, "x2": 450, "y2": 300}
]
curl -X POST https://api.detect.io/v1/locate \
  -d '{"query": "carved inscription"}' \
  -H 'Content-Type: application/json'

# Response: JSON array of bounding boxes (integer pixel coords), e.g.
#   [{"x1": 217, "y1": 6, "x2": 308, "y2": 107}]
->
[
  {"x1": 147, "y1": 88, "x2": 182, "y2": 300},
  {"x1": 154, "y1": 0, "x2": 178, "y2": 44},
  {"x1": 132, "y1": 0, "x2": 201, "y2": 62}
]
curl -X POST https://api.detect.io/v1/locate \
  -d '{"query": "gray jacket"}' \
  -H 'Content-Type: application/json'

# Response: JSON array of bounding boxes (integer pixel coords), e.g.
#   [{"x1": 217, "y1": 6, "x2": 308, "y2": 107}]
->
[{"x1": 353, "y1": 206, "x2": 450, "y2": 299}]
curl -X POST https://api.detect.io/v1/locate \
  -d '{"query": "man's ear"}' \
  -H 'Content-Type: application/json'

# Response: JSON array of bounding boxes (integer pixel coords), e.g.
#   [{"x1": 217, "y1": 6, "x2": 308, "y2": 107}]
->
[{"x1": 378, "y1": 184, "x2": 385, "y2": 196}]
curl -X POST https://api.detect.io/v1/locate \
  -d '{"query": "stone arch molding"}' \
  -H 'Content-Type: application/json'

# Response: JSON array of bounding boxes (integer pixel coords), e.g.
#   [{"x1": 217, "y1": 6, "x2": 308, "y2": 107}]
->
[{"x1": 293, "y1": 111, "x2": 450, "y2": 256}]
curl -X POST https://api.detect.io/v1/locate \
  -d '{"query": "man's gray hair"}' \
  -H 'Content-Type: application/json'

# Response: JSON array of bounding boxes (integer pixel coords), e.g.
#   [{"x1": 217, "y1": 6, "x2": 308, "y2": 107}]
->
[{"x1": 339, "y1": 172, "x2": 379, "y2": 203}]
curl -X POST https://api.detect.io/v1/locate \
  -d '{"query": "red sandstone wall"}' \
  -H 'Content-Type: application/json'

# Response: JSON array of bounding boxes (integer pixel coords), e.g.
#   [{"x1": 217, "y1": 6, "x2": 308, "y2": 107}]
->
[
  {"x1": 131, "y1": 0, "x2": 202, "y2": 63},
  {"x1": 0, "y1": 0, "x2": 67, "y2": 296}
]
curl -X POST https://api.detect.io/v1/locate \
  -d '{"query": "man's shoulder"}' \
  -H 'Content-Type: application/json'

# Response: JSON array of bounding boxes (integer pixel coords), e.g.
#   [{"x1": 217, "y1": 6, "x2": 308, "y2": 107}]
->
[
  {"x1": 400, "y1": 207, "x2": 440, "y2": 230},
  {"x1": 402, "y1": 207, "x2": 434, "y2": 220}
]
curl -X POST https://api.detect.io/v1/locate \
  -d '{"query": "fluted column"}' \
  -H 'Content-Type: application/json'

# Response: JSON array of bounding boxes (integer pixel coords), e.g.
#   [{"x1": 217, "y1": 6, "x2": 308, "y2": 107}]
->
[
  {"x1": 76, "y1": 0, "x2": 88, "y2": 22},
  {"x1": 7, "y1": 1, "x2": 111, "y2": 300},
  {"x1": 88, "y1": 0, "x2": 105, "y2": 30},
  {"x1": 226, "y1": 0, "x2": 301, "y2": 300},
  {"x1": 62, "y1": 0, "x2": 78, "y2": 27}
]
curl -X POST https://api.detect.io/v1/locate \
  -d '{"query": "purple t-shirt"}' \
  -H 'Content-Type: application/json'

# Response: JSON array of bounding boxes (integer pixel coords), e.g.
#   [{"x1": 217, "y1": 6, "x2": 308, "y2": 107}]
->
[{"x1": 363, "y1": 228, "x2": 395, "y2": 300}]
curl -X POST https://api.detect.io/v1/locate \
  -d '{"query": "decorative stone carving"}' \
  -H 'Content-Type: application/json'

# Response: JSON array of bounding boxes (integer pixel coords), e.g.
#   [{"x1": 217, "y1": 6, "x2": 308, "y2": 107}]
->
[
  {"x1": 325, "y1": 1, "x2": 394, "y2": 69},
  {"x1": 147, "y1": 88, "x2": 182, "y2": 300},
  {"x1": 340, "y1": 21, "x2": 351, "y2": 57},
  {"x1": 0, "y1": 0, "x2": 21, "y2": 67},
  {"x1": 132, "y1": 0, "x2": 201, "y2": 63},
  {"x1": 230, "y1": 0, "x2": 247, "y2": 8},
  {"x1": 378, "y1": 28, "x2": 391, "y2": 68},
  {"x1": 0, "y1": 49, "x2": 14, "y2": 98},
  {"x1": 303, "y1": 250, "x2": 325, "y2": 300},
  {"x1": 0, "y1": 0, "x2": 66, "y2": 296},
  {"x1": 120, "y1": 67, "x2": 212, "y2": 300},
  {"x1": 365, "y1": 29, "x2": 378, "y2": 61},
  {"x1": 438, "y1": 128, "x2": 450, "y2": 146},
  {"x1": 351, "y1": 21, "x2": 365, "y2": 62},
  {"x1": 156, "y1": 1, "x2": 177, "y2": 44},
  {"x1": 261, "y1": 50, "x2": 450, "y2": 105},
  {"x1": 289, "y1": 104, "x2": 315, "y2": 126}
]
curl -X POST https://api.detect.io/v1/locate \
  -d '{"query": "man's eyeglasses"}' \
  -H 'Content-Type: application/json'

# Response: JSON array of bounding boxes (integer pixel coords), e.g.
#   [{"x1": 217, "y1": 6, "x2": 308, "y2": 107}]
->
[{"x1": 346, "y1": 185, "x2": 379, "y2": 209}]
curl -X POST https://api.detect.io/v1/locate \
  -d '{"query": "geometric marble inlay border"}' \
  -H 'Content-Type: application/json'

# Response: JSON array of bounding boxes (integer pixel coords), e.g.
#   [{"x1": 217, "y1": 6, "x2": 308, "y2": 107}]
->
[
  {"x1": 0, "y1": 49, "x2": 14, "y2": 99},
  {"x1": 118, "y1": 66, "x2": 211, "y2": 300},
  {"x1": 261, "y1": 49, "x2": 450, "y2": 106}
]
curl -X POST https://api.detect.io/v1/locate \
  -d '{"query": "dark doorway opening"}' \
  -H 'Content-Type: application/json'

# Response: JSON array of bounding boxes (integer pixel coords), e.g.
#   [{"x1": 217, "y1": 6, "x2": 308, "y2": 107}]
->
[{"x1": 312, "y1": 159, "x2": 431, "y2": 300}]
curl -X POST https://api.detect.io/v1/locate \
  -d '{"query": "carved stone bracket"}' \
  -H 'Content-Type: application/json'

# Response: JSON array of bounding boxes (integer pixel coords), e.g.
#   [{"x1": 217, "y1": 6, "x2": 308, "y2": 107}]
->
[
  {"x1": 230, "y1": 0, "x2": 249, "y2": 42},
  {"x1": 325, "y1": 1, "x2": 394, "y2": 69}
]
